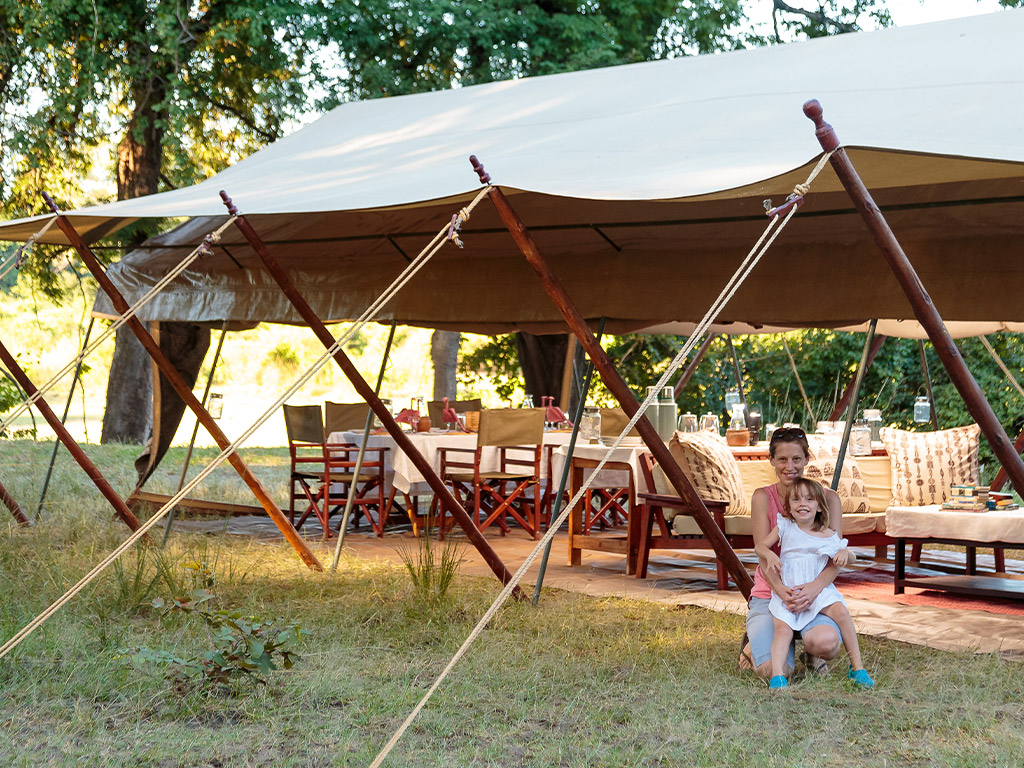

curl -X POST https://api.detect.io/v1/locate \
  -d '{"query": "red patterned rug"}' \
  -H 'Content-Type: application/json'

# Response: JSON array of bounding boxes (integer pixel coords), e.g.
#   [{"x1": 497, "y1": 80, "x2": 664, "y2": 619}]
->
[{"x1": 835, "y1": 568, "x2": 1024, "y2": 617}]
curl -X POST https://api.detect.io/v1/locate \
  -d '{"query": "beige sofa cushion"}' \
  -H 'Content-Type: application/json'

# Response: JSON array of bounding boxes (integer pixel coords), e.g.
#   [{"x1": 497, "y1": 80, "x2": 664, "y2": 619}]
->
[
  {"x1": 655, "y1": 431, "x2": 748, "y2": 515},
  {"x1": 804, "y1": 435, "x2": 871, "y2": 515},
  {"x1": 671, "y1": 510, "x2": 885, "y2": 536},
  {"x1": 881, "y1": 424, "x2": 981, "y2": 506}
]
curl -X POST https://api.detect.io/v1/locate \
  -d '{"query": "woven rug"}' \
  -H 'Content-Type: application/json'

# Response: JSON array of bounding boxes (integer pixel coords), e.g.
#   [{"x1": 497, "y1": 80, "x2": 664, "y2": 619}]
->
[{"x1": 836, "y1": 567, "x2": 1024, "y2": 617}]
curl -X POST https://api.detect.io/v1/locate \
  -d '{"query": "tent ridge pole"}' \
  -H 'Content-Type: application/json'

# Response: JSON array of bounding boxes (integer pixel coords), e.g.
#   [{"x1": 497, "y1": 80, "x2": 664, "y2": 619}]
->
[
  {"x1": 219, "y1": 190, "x2": 521, "y2": 596},
  {"x1": 474, "y1": 163, "x2": 753, "y2": 598},
  {"x1": 0, "y1": 338, "x2": 144, "y2": 534},
  {"x1": 41, "y1": 193, "x2": 322, "y2": 571},
  {"x1": 804, "y1": 100, "x2": 1024, "y2": 495}
]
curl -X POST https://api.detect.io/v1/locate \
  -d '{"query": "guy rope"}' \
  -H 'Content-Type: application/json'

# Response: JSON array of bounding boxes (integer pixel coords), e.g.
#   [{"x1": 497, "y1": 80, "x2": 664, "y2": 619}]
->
[
  {"x1": 367, "y1": 150, "x2": 835, "y2": 767},
  {"x1": 0, "y1": 216, "x2": 237, "y2": 435},
  {"x1": 0, "y1": 190, "x2": 489, "y2": 661}
]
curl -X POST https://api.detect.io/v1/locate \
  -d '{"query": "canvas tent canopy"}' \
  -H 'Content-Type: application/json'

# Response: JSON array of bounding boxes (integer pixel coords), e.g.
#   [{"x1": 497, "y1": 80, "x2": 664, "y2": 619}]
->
[{"x1": 0, "y1": 11, "x2": 1022, "y2": 336}]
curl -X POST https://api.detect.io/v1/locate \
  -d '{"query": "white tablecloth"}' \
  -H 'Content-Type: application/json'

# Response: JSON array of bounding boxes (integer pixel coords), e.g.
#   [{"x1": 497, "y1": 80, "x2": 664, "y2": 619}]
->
[
  {"x1": 550, "y1": 442, "x2": 656, "y2": 501},
  {"x1": 329, "y1": 429, "x2": 574, "y2": 495}
]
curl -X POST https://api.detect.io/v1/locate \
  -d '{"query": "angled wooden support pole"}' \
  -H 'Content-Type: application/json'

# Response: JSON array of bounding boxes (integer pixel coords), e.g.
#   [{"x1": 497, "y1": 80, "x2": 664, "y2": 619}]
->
[
  {"x1": 672, "y1": 333, "x2": 714, "y2": 399},
  {"x1": 471, "y1": 156, "x2": 754, "y2": 597},
  {"x1": 218, "y1": 191, "x2": 521, "y2": 596},
  {"x1": 0, "y1": 338, "x2": 144, "y2": 534},
  {"x1": 805, "y1": 100, "x2": 1024, "y2": 495},
  {"x1": 1, "y1": 478, "x2": 29, "y2": 526},
  {"x1": 832, "y1": 320, "x2": 877, "y2": 489},
  {"x1": 918, "y1": 340, "x2": 940, "y2": 430},
  {"x1": 42, "y1": 193, "x2": 322, "y2": 571},
  {"x1": 828, "y1": 333, "x2": 885, "y2": 421}
]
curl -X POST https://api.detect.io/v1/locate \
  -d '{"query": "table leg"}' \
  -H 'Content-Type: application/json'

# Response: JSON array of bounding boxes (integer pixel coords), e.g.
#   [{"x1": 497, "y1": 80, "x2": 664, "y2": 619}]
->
[
  {"x1": 966, "y1": 546, "x2": 977, "y2": 574},
  {"x1": 568, "y1": 464, "x2": 583, "y2": 567},
  {"x1": 895, "y1": 538, "x2": 906, "y2": 594},
  {"x1": 995, "y1": 547, "x2": 1006, "y2": 573}
]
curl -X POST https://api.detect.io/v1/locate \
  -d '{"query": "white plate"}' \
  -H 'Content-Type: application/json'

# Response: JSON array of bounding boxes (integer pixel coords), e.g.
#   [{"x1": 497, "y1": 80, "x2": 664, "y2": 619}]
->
[{"x1": 600, "y1": 436, "x2": 645, "y2": 448}]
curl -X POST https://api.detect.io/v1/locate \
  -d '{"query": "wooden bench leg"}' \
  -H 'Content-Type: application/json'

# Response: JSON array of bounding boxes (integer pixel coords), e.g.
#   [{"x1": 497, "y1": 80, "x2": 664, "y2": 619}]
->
[
  {"x1": 995, "y1": 547, "x2": 1006, "y2": 573},
  {"x1": 966, "y1": 546, "x2": 977, "y2": 575},
  {"x1": 910, "y1": 542, "x2": 922, "y2": 563}
]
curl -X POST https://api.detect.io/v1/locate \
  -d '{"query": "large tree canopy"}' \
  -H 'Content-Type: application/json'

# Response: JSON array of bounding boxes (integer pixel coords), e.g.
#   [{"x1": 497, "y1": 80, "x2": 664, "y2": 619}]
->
[{"x1": 2, "y1": 0, "x2": 956, "y2": 441}]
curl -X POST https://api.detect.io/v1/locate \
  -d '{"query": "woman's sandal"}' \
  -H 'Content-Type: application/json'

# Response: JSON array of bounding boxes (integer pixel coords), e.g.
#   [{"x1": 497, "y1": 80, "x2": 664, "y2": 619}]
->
[
  {"x1": 737, "y1": 631, "x2": 753, "y2": 671},
  {"x1": 800, "y1": 651, "x2": 828, "y2": 677},
  {"x1": 847, "y1": 667, "x2": 875, "y2": 688},
  {"x1": 768, "y1": 675, "x2": 789, "y2": 689}
]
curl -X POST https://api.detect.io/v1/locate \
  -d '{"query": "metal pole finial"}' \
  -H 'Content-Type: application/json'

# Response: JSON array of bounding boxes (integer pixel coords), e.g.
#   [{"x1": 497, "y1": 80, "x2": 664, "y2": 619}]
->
[
  {"x1": 219, "y1": 190, "x2": 239, "y2": 216},
  {"x1": 468, "y1": 155, "x2": 491, "y2": 185},
  {"x1": 802, "y1": 99, "x2": 840, "y2": 151}
]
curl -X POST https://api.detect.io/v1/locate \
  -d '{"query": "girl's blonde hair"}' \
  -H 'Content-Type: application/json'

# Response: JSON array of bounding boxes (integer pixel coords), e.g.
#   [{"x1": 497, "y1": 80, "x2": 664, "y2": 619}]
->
[{"x1": 785, "y1": 478, "x2": 831, "y2": 531}]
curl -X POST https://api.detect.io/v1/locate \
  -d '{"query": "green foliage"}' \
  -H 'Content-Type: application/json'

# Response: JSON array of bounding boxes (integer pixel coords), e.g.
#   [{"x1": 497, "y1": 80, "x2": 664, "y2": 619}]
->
[
  {"x1": 265, "y1": 341, "x2": 301, "y2": 372},
  {"x1": 458, "y1": 333, "x2": 522, "y2": 401},
  {"x1": 130, "y1": 583, "x2": 302, "y2": 693}
]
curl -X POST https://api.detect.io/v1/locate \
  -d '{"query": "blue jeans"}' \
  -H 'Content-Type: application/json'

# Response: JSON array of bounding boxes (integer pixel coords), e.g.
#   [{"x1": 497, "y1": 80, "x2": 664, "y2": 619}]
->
[{"x1": 746, "y1": 596, "x2": 840, "y2": 669}]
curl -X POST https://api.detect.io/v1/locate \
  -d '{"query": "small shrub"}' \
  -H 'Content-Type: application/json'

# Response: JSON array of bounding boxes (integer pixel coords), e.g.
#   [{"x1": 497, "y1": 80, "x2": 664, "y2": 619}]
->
[{"x1": 127, "y1": 585, "x2": 303, "y2": 693}]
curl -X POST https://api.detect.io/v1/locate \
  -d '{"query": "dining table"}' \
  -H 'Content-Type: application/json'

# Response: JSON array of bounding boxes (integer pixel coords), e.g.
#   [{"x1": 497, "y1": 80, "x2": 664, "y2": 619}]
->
[
  {"x1": 328, "y1": 428, "x2": 576, "y2": 496},
  {"x1": 550, "y1": 440, "x2": 660, "y2": 572}
]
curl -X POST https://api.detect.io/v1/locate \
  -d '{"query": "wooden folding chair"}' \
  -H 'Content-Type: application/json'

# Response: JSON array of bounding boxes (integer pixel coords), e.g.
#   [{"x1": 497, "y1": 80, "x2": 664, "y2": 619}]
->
[
  {"x1": 427, "y1": 398, "x2": 483, "y2": 428},
  {"x1": 439, "y1": 408, "x2": 545, "y2": 539},
  {"x1": 282, "y1": 404, "x2": 326, "y2": 521}
]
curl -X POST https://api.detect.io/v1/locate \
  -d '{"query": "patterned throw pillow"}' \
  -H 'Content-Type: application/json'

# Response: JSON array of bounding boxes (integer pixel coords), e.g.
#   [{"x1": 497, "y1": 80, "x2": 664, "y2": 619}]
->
[
  {"x1": 663, "y1": 430, "x2": 749, "y2": 516},
  {"x1": 804, "y1": 435, "x2": 870, "y2": 515},
  {"x1": 881, "y1": 424, "x2": 981, "y2": 506}
]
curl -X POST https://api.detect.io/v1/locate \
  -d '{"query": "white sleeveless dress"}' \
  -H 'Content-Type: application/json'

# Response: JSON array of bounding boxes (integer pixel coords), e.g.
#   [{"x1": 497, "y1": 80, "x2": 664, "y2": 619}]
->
[{"x1": 768, "y1": 516, "x2": 848, "y2": 631}]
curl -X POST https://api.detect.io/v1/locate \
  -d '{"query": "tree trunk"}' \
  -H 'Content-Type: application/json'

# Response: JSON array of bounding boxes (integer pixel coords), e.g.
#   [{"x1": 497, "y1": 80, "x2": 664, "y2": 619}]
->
[
  {"x1": 430, "y1": 330, "x2": 460, "y2": 400},
  {"x1": 515, "y1": 332, "x2": 570, "y2": 407},
  {"x1": 100, "y1": 325, "x2": 153, "y2": 444},
  {"x1": 101, "y1": 75, "x2": 167, "y2": 444}
]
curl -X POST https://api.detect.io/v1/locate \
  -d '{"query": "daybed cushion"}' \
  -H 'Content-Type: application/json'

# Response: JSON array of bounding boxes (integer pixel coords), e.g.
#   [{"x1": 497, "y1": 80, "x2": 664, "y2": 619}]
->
[
  {"x1": 805, "y1": 435, "x2": 871, "y2": 515},
  {"x1": 885, "y1": 504, "x2": 1024, "y2": 544},
  {"x1": 881, "y1": 424, "x2": 981, "y2": 506},
  {"x1": 670, "y1": 511, "x2": 884, "y2": 536},
  {"x1": 655, "y1": 431, "x2": 748, "y2": 515}
]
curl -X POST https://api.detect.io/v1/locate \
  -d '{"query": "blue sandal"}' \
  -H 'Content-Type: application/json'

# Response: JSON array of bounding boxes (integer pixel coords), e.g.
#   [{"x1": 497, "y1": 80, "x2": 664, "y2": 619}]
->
[
  {"x1": 847, "y1": 667, "x2": 875, "y2": 688},
  {"x1": 768, "y1": 675, "x2": 789, "y2": 689}
]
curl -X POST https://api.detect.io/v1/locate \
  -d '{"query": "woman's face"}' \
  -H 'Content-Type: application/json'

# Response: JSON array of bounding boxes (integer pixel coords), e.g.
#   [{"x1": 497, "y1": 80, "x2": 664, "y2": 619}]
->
[{"x1": 770, "y1": 441, "x2": 808, "y2": 487}]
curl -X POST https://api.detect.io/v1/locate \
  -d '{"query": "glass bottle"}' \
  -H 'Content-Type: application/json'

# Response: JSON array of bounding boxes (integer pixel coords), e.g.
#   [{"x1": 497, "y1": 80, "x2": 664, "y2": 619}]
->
[
  {"x1": 913, "y1": 397, "x2": 931, "y2": 423},
  {"x1": 850, "y1": 420, "x2": 872, "y2": 456},
  {"x1": 863, "y1": 408, "x2": 883, "y2": 442},
  {"x1": 679, "y1": 412, "x2": 698, "y2": 432},
  {"x1": 658, "y1": 386, "x2": 677, "y2": 440},
  {"x1": 580, "y1": 406, "x2": 601, "y2": 442}
]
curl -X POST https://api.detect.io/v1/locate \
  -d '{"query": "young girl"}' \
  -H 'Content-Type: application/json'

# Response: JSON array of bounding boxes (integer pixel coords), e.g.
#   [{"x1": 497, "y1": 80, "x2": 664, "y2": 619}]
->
[{"x1": 756, "y1": 477, "x2": 874, "y2": 689}]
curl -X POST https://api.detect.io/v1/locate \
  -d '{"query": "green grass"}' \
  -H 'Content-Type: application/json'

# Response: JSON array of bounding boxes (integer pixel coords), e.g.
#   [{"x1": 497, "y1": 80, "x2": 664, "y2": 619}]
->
[{"x1": 2, "y1": 438, "x2": 1024, "y2": 767}]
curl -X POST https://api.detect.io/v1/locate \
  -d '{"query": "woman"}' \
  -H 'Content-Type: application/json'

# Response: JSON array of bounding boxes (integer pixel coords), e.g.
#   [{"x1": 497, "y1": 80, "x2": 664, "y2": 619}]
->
[{"x1": 739, "y1": 427, "x2": 843, "y2": 679}]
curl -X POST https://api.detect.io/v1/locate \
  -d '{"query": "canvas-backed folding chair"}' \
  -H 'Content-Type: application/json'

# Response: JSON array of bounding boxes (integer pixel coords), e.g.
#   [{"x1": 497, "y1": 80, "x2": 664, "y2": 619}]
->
[
  {"x1": 439, "y1": 408, "x2": 545, "y2": 539},
  {"x1": 283, "y1": 404, "x2": 327, "y2": 521},
  {"x1": 325, "y1": 399, "x2": 422, "y2": 534},
  {"x1": 427, "y1": 398, "x2": 483, "y2": 428}
]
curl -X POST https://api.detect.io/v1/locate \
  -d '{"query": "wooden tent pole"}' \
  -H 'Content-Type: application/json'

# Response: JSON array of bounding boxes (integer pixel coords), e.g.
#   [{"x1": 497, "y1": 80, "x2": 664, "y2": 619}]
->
[
  {"x1": 918, "y1": 340, "x2": 940, "y2": 430},
  {"x1": 725, "y1": 335, "x2": 749, "y2": 412},
  {"x1": 672, "y1": 333, "x2": 714, "y2": 399},
  {"x1": 781, "y1": 335, "x2": 816, "y2": 429},
  {"x1": 1, "y1": 479, "x2": 29, "y2": 526},
  {"x1": 805, "y1": 100, "x2": 1024, "y2": 496},
  {"x1": 0, "y1": 338, "x2": 145, "y2": 534},
  {"x1": 161, "y1": 321, "x2": 229, "y2": 547},
  {"x1": 219, "y1": 191, "x2": 521, "y2": 595},
  {"x1": 42, "y1": 193, "x2": 322, "y2": 571},
  {"x1": 473, "y1": 158, "x2": 753, "y2": 597},
  {"x1": 36, "y1": 317, "x2": 95, "y2": 521},
  {"x1": 828, "y1": 334, "x2": 885, "y2": 421}
]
